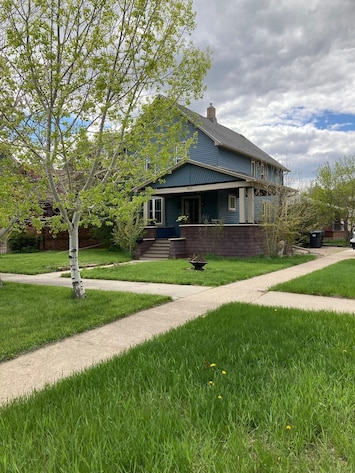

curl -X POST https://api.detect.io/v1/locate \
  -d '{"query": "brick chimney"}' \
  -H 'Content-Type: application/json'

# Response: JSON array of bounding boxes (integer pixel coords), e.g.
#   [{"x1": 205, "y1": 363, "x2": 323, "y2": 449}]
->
[{"x1": 207, "y1": 103, "x2": 217, "y2": 123}]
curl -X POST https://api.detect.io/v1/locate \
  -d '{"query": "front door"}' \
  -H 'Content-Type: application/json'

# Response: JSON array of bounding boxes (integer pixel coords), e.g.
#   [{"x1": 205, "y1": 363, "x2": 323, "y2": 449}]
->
[{"x1": 182, "y1": 197, "x2": 200, "y2": 223}]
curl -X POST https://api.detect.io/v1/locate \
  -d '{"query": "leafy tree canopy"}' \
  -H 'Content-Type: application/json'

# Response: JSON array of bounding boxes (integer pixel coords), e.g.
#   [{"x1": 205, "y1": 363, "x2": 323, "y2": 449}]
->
[
  {"x1": 0, "y1": 0, "x2": 211, "y2": 297},
  {"x1": 0, "y1": 147, "x2": 46, "y2": 240},
  {"x1": 310, "y1": 156, "x2": 355, "y2": 240}
]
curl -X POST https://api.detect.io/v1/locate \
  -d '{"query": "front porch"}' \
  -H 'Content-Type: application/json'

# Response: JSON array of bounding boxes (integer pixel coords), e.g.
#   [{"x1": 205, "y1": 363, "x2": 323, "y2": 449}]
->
[{"x1": 134, "y1": 224, "x2": 264, "y2": 259}]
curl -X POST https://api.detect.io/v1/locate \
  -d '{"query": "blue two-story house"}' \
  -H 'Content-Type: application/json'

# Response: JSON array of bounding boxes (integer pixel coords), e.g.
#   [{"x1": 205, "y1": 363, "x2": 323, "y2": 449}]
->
[{"x1": 135, "y1": 103, "x2": 289, "y2": 259}]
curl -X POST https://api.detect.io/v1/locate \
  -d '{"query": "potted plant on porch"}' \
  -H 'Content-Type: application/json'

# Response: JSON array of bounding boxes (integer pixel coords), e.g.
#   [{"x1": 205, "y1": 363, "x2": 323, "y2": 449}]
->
[{"x1": 176, "y1": 215, "x2": 189, "y2": 224}]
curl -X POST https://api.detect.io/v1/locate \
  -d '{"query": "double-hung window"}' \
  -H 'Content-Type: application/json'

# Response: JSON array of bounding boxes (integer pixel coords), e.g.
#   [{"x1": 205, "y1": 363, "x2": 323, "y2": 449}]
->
[
  {"x1": 174, "y1": 141, "x2": 187, "y2": 164},
  {"x1": 228, "y1": 194, "x2": 237, "y2": 211},
  {"x1": 147, "y1": 197, "x2": 164, "y2": 225}
]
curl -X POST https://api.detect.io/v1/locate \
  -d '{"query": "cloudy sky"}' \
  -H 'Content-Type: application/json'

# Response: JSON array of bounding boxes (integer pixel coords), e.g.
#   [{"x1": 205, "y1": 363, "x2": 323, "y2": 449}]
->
[{"x1": 190, "y1": 0, "x2": 355, "y2": 187}]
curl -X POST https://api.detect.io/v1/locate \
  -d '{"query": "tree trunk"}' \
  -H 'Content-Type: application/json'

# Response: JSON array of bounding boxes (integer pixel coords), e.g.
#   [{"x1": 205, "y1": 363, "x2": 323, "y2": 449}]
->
[
  {"x1": 0, "y1": 217, "x2": 17, "y2": 240},
  {"x1": 68, "y1": 216, "x2": 86, "y2": 299}
]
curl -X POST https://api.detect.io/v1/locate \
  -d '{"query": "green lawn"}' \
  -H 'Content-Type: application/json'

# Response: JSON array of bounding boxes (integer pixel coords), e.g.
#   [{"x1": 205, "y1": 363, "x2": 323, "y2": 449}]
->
[
  {"x1": 271, "y1": 259, "x2": 355, "y2": 298},
  {"x1": 75, "y1": 254, "x2": 315, "y2": 286},
  {"x1": 0, "y1": 283, "x2": 170, "y2": 361},
  {"x1": 0, "y1": 249, "x2": 130, "y2": 274},
  {"x1": 1, "y1": 303, "x2": 354, "y2": 472}
]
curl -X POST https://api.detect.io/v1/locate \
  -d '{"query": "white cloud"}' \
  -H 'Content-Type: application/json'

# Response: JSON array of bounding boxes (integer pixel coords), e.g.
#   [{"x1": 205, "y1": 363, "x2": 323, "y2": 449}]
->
[{"x1": 191, "y1": 0, "x2": 355, "y2": 185}]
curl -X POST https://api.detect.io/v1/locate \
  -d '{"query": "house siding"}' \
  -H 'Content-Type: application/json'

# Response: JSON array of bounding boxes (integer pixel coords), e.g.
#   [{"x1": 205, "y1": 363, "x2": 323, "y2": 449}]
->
[
  {"x1": 188, "y1": 129, "x2": 254, "y2": 176},
  {"x1": 218, "y1": 148, "x2": 252, "y2": 175},
  {"x1": 189, "y1": 129, "x2": 219, "y2": 167},
  {"x1": 152, "y1": 163, "x2": 237, "y2": 189},
  {"x1": 188, "y1": 128, "x2": 282, "y2": 183},
  {"x1": 218, "y1": 190, "x2": 240, "y2": 224},
  {"x1": 160, "y1": 189, "x2": 261, "y2": 227},
  {"x1": 201, "y1": 191, "x2": 219, "y2": 222},
  {"x1": 165, "y1": 195, "x2": 182, "y2": 234}
]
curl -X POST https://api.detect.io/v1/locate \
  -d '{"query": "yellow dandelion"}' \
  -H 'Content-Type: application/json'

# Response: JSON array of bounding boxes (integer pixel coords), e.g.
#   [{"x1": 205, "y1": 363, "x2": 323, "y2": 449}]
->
[
  {"x1": 209, "y1": 381, "x2": 214, "y2": 385},
  {"x1": 210, "y1": 363, "x2": 216, "y2": 367},
  {"x1": 222, "y1": 370, "x2": 227, "y2": 375},
  {"x1": 217, "y1": 395, "x2": 222, "y2": 399},
  {"x1": 286, "y1": 425, "x2": 291, "y2": 430}
]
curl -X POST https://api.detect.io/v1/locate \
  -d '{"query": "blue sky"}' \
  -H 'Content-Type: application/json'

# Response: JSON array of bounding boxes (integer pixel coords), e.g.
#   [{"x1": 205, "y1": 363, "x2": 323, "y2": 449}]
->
[
  {"x1": 191, "y1": 0, "x2": 355, "y2": 187},
  {"x1": 313, "y1": 112, "x2": 355, "y2": 132}
]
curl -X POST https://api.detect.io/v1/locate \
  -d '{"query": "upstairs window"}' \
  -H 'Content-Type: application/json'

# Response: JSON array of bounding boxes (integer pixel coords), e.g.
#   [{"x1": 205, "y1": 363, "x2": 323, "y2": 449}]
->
[
  {"x1": 261, "y1": 163, "x2": 266, "y2": 179},
  {"x1": 174, "y1": 141, "x2": 187, "y2": 164},
  {"x1": 251, "y1": 161, "x2": 256, "y2": 177},
  {"x1": 145, "y1": 157, "x2": 151, "y2": 172}
]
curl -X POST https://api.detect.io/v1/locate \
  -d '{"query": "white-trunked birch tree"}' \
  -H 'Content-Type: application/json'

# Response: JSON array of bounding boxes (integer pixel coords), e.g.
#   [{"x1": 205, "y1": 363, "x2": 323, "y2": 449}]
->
[{"x1": 0, "y1": 0, "x2": 210, "y2": 298}]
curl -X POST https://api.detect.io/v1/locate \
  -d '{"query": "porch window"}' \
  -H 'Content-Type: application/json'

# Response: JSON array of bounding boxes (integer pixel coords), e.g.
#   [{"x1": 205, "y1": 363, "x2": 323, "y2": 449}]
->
[
  {"x1": 148, "y1": 197, "x2": 164, "y2": 225},
  {"x1": 228, "y1": 193, "x2": 237, "y2": 211}
]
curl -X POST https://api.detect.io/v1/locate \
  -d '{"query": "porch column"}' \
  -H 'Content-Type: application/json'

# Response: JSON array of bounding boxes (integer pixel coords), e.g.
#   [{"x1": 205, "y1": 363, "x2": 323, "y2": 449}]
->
[
  {"x1": 239, "y1": 187, "x2": 246, "y2": 223},
  {"x1": 247, "y1": 187, "x2": 255, "y2": 223}
]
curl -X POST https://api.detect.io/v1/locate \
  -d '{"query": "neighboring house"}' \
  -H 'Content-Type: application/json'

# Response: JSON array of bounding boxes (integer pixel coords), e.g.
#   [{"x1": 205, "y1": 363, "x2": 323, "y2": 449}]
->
[{"x1": 135, "y1": 103, "x2": 290, "y2": 258}]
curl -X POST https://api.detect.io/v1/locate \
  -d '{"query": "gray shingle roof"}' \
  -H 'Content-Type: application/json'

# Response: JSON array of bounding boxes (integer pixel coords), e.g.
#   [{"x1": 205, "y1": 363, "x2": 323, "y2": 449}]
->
[{"x1": 179, "y1": 105, "x2": 289, "y2": 172}]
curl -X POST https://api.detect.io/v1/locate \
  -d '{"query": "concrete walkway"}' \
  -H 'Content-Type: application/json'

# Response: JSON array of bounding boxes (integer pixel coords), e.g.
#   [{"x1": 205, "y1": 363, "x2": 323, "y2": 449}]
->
[{"x1": 1, "y1": 248, "x2": 354, "y2": 406}]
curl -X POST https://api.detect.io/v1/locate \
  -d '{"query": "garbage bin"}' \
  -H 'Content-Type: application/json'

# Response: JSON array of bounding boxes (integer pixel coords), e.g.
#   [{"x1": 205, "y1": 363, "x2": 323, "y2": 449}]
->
[
  {"x1": 309, "y1": 230, "x2": 323, "y2": 248},
  {"x1": 349, "y1": 231, "x2": 355, "y2": 249}
]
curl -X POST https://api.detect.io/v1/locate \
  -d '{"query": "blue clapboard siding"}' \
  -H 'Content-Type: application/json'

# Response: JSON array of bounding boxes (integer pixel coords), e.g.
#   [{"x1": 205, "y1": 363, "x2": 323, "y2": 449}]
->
[
  {"x1": 163, "y1": 191, "x2": 220, "y2": 226},
  {"x1": 152, "y1": 163, "x2": 239, "y2": 189},
  {"x1": 217, "y1": 190, "x2": 239, "y2": 224},
  {"x1": 165, "y1": 195, "x2": 182, "y2": 233},
  {"x1": 187, "y1": 127, "x2": 282, "y2": 184},
  {"x1": 188, "y1": 129, "x2": 219, "y2": 167},
  {"x1": 201, "y1": 191, "x2": 219, "y2": 222},
  {"x1": 189, "y1": 129, "x2": 252, "y2": 175}
]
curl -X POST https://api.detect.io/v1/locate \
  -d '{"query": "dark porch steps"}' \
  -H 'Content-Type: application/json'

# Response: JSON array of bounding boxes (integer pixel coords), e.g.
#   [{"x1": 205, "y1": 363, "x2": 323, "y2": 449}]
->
[{"x1": 140, "y1": 239, "x2": 170, "y2": 260}]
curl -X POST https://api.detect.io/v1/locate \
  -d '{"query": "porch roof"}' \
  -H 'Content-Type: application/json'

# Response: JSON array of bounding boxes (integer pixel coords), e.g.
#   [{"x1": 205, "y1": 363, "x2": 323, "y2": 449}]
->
[
  {"x1": 135, "y1": 159, "x2": 253, "y2": 193},
  {"x1": 135, "y1": 159, "x2": 282, "y2": 195}
]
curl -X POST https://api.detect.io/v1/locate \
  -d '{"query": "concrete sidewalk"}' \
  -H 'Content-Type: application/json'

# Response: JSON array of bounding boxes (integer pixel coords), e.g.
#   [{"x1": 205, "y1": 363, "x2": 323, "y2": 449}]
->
[
  {"x1": 0, "y1": 270, "x2": 212, "y2": 299},
  {"x1": 1, "y1": 248, "x2": 354, "y2": 406}
]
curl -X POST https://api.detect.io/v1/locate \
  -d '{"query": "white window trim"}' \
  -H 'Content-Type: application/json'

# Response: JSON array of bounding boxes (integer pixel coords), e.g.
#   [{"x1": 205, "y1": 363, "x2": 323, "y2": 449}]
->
[
  {"x1": 174, "y1": 141, "x2": 187, "y2": 164},
  {"x1": 145, "y1": 197, "x2": 164, "y2": 225},
  {"x1": 228, "y1": 193, "x2": 237, "y2": 211},
  {"x1": 251, "y1": 161, "x2": 256, "y2": 177}
]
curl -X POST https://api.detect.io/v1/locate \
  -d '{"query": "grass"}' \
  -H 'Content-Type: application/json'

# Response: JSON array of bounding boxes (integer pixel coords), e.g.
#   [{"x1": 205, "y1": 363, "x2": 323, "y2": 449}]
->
[
  {"x1": 323, "y1": 238, "x2": 349, "y2": 247},
  {"x1": 0, "y1": 283, "x2": 170, "y2": 361},
  {"x1": 1, "y1": 302, "x2": 354, "y2": 472},
  {"x1": 271, "y1": 259, "x2": 355, "y2": 298},
  {"x1": 0, "y1": 249, "x2": 130, "y2": 274},
  {"x1": 74, "y1": 254, "x2": 315, "y2": 286}
]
